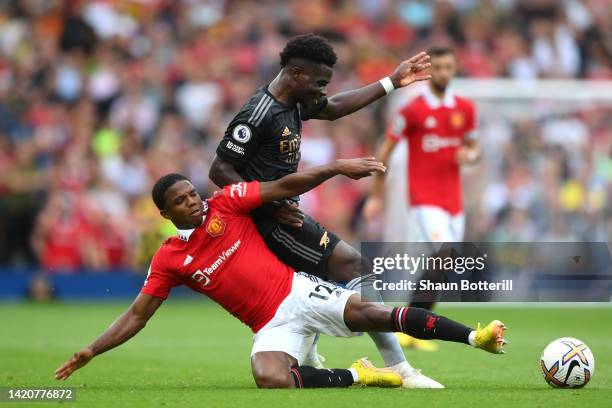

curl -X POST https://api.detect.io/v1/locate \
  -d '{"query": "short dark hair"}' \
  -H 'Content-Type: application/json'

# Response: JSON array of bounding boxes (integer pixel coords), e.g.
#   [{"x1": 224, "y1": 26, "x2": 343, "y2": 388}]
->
[
  {"x1": 279, "y1": 33, "x2": 337, "y2": 68},
  {"x1": 427, "y1": 46, "x2": 455, "y2": 58},
  {"x1": 152, "y1": 173, "x2": 189, "y2": 210}
]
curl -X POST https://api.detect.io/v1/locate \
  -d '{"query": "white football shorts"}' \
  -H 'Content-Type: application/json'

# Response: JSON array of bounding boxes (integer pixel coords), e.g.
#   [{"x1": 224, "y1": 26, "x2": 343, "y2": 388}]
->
[
  {"x1": 409, "y1": 205, "x2": 465, "y2": 243},
  {"x1": 251, "y1": 272, "x2": 358, "y2": 364}
]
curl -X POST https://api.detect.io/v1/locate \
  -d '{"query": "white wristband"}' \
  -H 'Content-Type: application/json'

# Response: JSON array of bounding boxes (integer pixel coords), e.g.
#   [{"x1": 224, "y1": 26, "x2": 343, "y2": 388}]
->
[{"x1": 379, "y1": 76, "x2": 395, "y2": 94}]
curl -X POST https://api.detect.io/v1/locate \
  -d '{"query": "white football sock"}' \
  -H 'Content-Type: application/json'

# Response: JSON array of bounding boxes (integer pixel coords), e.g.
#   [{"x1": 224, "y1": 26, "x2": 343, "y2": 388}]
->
[
  {"x1": 468, "y1": 330, "x2": 477, "y2": 347},
  {"x1": 348, "y1": 368, "x2": 359, "y2": 383},
  {"x1": 346, "y1": 276, "x2": 407, "y2": 366}
]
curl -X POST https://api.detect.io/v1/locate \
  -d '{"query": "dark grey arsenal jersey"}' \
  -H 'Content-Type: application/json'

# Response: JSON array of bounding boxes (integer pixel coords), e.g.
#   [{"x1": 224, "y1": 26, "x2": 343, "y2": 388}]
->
[{"x1": 216, "y1": 86, "x2": 327, "y2": 182}]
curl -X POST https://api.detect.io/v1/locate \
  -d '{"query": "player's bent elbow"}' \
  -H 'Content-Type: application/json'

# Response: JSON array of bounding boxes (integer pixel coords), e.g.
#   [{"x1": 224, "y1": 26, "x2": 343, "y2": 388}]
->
[
  {"x1": 208, "y1": 159, "x2": 224, "y2": 187},
  {"x1": 209, "y1": 156, "x2": 238, "y2": 188}
]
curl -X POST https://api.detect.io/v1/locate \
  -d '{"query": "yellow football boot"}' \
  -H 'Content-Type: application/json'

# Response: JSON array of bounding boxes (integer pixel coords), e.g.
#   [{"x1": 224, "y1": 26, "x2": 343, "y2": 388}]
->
[
  {"x1": 350, "y1": 358, "x2": 402, "y2": 388},
  {"x1": 474, "y1": 320, "x2": 508, "y2": 354}
]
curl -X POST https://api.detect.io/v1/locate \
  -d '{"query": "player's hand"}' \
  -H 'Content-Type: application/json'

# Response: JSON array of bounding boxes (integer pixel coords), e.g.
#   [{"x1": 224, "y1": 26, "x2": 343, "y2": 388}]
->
[
  {"x1": 274, "y1": 199, "x2": 304, "y2": 228},
  {"x1": 55, "y1": 348, "x2": 94, "y2": 380},
  {"x1": 390, "y1": 52, "x2": 431, "y2": 88},
  {"x1": 336, "y1": 158, "x2": 386, "y2": 180},
  {"x1": 456, "y1": 146, "x2": 479, "y2": 165},
  {"x1": 363, "y1": 196, "x2": 384, "y2": 223}
]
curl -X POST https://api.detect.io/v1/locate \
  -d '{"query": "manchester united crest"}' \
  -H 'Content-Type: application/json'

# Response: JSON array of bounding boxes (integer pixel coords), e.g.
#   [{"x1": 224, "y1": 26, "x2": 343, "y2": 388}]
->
[
  {"x1": 451, "y1": 112, "x2": 464, "y2": 129},
  {"x1": 206, "y1": 214, "x2": 226, "y2": 237}
]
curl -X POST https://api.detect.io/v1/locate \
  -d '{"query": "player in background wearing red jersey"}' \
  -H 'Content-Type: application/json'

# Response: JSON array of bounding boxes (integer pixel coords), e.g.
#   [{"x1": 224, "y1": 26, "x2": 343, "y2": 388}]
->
[
  {"x1": 55, "y1": 158, "x2": 506, "y2": 389},
  {"x1": 363, "y1": 47, "x2": 480, "y2": 350}
]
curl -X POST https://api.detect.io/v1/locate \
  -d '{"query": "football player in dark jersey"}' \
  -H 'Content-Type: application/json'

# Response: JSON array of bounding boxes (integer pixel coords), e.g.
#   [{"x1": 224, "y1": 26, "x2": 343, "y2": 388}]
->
[{"x1": 209, "y1": 34, "x2": 438, "y2": 387}]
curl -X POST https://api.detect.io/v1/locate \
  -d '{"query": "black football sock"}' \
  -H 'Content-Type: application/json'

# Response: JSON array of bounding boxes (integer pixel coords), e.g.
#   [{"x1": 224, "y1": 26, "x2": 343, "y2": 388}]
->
[
  {"x1": 290, "y1": 366, "x2": 354, "y2": 388},
  {"x1": 391, "y1": 306, "x2": 472, "y2": 344}
]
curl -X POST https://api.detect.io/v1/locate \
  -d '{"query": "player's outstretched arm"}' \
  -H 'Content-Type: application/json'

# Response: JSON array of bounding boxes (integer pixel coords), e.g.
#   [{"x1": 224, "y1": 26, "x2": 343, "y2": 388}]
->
[
  {"x1": 363, "y1": 138, "x2": 398, "y2": 222},
  {"x1": 259, "y1": 158, "x2": 385, "y2": 204},
  {"x1": 54, "y1": 293, "x2": 163, "y2": 380},
  {"x1": 209, "y1": 154, "x2": 305, "y2": 226},
  {"x1": 314, "y1": 52, "x2": 431, "y2": 121}
]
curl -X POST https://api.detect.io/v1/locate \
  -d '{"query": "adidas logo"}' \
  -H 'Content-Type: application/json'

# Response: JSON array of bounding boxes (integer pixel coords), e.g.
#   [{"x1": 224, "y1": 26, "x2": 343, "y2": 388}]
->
[
  {"x1": 183, "y1": 255, "x2": 193, "y2": 266},
  {"x1": 425, "y1": 116, "x2": 437, "y2": 128},
  {"x1": 282, "y1": 126, "x2": 291, "y2": 137}
]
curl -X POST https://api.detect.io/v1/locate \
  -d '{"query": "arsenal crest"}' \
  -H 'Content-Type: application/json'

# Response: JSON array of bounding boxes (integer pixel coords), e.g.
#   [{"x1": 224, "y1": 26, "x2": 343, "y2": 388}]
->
[{"x1": 206, "y1": 214, "x2": 226, "y2": 237}]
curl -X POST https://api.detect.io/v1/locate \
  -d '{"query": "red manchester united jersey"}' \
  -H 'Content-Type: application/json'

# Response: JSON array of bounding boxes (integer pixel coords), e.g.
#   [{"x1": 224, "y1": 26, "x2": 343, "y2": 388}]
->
[
  {"x1": 141, "y1": 181, "x2": 294, "y2": 333},
  {"x1": 386, "y1": 88, "x2": 476, "y2": 215}
]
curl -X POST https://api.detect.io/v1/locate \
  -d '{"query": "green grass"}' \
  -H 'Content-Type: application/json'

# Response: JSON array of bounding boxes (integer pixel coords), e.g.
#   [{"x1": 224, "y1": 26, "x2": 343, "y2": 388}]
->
[{"x1": 1, "y1": 301, "x2": 611, "y2": 407}]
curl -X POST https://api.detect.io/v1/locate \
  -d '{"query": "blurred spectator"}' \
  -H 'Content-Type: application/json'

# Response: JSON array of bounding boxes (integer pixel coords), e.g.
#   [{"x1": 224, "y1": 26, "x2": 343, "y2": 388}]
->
[{"x1": 27, "y1": 274, "x2": 54, "y2": 302}]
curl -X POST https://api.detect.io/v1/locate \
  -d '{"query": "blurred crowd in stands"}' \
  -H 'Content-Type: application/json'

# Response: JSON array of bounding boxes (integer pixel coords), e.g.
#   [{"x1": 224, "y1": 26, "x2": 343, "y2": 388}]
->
[
  {"x1": 463, "y1": 103, "x2": 611, "y2": 243},
  {"x1": 0, "y1": 0, "x2": 610, "y2": 273}
]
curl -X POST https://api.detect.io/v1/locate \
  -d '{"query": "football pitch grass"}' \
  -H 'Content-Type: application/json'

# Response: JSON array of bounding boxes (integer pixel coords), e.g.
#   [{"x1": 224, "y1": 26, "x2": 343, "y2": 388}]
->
[{"x1": 1, "y1": 301, "x2": 611, "y2": 407}]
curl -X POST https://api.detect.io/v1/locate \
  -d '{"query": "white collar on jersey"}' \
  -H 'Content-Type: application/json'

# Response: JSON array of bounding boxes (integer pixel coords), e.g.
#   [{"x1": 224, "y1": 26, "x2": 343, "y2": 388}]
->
[
  {"x1": 176, "y1": 201, "x2": 208, "y2": 242},
  {"x1": 423, "y1": 85, "x2": 456, "y2": 109},
  {"x1": 177, "y1": 225, "x2": 196, "y2": 241}
]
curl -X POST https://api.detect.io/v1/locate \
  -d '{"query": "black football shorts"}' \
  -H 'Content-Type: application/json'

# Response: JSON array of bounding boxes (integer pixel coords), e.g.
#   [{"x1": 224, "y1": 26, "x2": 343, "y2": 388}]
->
[{"x1": 252, "y1": 211, "x2": 340, "y2": 280}]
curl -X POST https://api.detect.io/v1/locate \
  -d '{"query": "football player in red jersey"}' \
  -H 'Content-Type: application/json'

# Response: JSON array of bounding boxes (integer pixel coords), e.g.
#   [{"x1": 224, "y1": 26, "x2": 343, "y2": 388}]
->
[
  {"x1": 210, "y1": 34, "x2": 433, "y2": 381},
  {"x1": 363, "y1": 47, "x2": 481, "y2": 349},
  {"x1": 56, "y1": 158, "x2": 506, "y2": 389}
]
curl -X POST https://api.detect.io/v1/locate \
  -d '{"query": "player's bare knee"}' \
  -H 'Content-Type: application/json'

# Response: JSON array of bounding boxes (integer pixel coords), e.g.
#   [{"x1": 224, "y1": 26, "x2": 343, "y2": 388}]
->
[
  {"x1": 253, "y1": 370, "x2": 294, "y2": 389},
  {"x1": 362, "y1": 303, "x2": 390, "y2": 328},
  {"x1": 344, "y1": 296, "x2": 390, "y2": 332},
  {"x1": 251, "y1": 353, "x2": 296, "y2": 389}
]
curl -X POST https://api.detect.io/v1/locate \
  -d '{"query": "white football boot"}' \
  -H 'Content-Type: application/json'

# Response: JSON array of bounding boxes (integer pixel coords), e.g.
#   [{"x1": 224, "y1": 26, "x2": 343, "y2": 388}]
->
[{"x1": 387, "y1": 361, "x2": 445, "y2": 389}]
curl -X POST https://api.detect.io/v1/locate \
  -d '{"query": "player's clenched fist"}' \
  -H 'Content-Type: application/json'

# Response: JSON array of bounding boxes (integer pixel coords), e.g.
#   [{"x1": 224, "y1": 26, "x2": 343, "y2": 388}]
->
[{"x1": 55, "y1": 348, "x2": 94, "y2": 380}]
